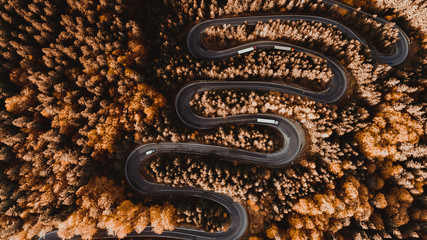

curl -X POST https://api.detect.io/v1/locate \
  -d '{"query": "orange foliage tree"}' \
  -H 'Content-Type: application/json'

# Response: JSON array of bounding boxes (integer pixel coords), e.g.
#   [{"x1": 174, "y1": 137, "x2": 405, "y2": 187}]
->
[
  {"x1": 149, "y1": 203, "x2": 177, "y2": 234},
  {"x1": 285, "y1": 176, "x2": 372, "y2": 239},
  {"x1": 98, "y1": 200, "x2": 150, "y2": 238},
  {"x1": 355, "y1": 106, "x2": 422, "y2": 161},
  {"x1": 57, "y1": 176, "x2": 177, "y2": 239},
  {"x1": 57, "y1": 176, "x2": 125, "y2": 239}
]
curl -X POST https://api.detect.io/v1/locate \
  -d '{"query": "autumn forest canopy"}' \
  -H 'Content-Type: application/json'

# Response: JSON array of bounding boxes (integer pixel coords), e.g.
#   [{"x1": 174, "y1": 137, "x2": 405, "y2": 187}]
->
[{"x1": 0, "y1": 0, "x2": 426, "y2": 240}]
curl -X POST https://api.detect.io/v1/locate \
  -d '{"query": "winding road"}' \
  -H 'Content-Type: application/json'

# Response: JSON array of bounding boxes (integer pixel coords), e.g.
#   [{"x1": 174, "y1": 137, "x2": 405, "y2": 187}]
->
[
  {"x1": 188, "y1": 0, "x2": 410, "y2": 66},
  {"x1": 39, "y1": 0, "x2": 409, "y2": 239}
]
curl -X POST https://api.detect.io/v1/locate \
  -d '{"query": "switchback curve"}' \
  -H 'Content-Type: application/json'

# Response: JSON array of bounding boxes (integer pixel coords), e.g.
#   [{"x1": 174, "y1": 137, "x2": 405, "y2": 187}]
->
[{"x1": 188, "y1": 0, "x2": 409, "y2": 66}]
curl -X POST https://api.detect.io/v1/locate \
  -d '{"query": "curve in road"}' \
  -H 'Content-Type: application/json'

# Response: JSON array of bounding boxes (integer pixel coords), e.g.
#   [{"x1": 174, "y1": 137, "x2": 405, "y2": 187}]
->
[
  {"x1": 39, "y1": 0, "x2": 409, "y2": 239},
  {"x1": 187, "y1": 5, "x2": 409, "y2": 66}
]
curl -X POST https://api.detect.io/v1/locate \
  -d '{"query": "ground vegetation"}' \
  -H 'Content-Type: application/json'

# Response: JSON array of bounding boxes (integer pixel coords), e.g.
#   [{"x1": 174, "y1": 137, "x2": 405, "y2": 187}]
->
[{"x1": 0, "y1": 0, "x2": 425, "y2": 239}]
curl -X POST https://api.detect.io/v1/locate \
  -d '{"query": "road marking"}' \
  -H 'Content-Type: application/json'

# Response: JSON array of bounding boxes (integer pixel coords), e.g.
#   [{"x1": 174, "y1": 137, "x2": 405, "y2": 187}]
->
[
  {"x1": 257, "y1": 118, "x2": 278, "y2": 125},
  {"x1": 237, "y1": 47, "x2": 254, "y2": 54},
  {"x1": 274, "y1": 46, "x2": 292, "y2": 51},
  {"x1": 146, "y1": 150, "x2": 155, "y2": 155}
]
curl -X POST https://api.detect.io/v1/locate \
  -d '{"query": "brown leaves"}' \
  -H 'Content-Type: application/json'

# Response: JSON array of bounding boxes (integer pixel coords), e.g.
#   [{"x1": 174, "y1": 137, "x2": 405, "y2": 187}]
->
[
  {"x1": 384, "y1": 188, "x2": 413, "y2": 227},
  {"x1": 51, "y1": 104, "x2": 80, "y2": 135},
  {"x1": 99, "y1": 200, "x2": 149, "y2": 238},
  {"x1": 266, "y1": 224, "x2": 279, "y2": 239},
  {"x1": 9, "y1": 68, "x2": 29, "y2": 86},
  {"x1": 58, "y1": 176, "x2": 125, "y2": 239},
  {"x1": 4, "y1": 88, "x2": 36, "y2": 114},
  {"x1": 86, "y1": 82, "x2": 166, "y2": 155},
  {"x1": 355, "y1": 106, "x2": 423, "y2": 161},
  {"x1": 149, "y1": 203, "x2": 177, "y2": 234},
  {"x1": 287, "y1": 177, "x2": 373, "y2": 238},
  {"x1": 87, "y1": 116, "x2": 121, "y2": 154},
  {"x1": 57, "y1": 176, "x2": 177, "y2": 239},
  {"x1": 76, "y1": 176, "x2": 125, "y2": 216}
]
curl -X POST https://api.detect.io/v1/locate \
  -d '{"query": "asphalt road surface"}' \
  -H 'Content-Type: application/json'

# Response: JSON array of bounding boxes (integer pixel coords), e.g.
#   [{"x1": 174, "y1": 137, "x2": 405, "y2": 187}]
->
[
  {"x1": 39, "y1": 0, "x2": 409, "y2": 239},
  {"x1": 187, "y1": 2, "x2": 409, "y2": 66}
]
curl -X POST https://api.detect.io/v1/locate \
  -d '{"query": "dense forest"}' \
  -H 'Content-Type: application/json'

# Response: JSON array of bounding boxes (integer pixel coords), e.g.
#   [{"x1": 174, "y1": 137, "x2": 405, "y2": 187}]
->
[{"x1": 0, "y1": 0, "x2": 425, "y2": 239}]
